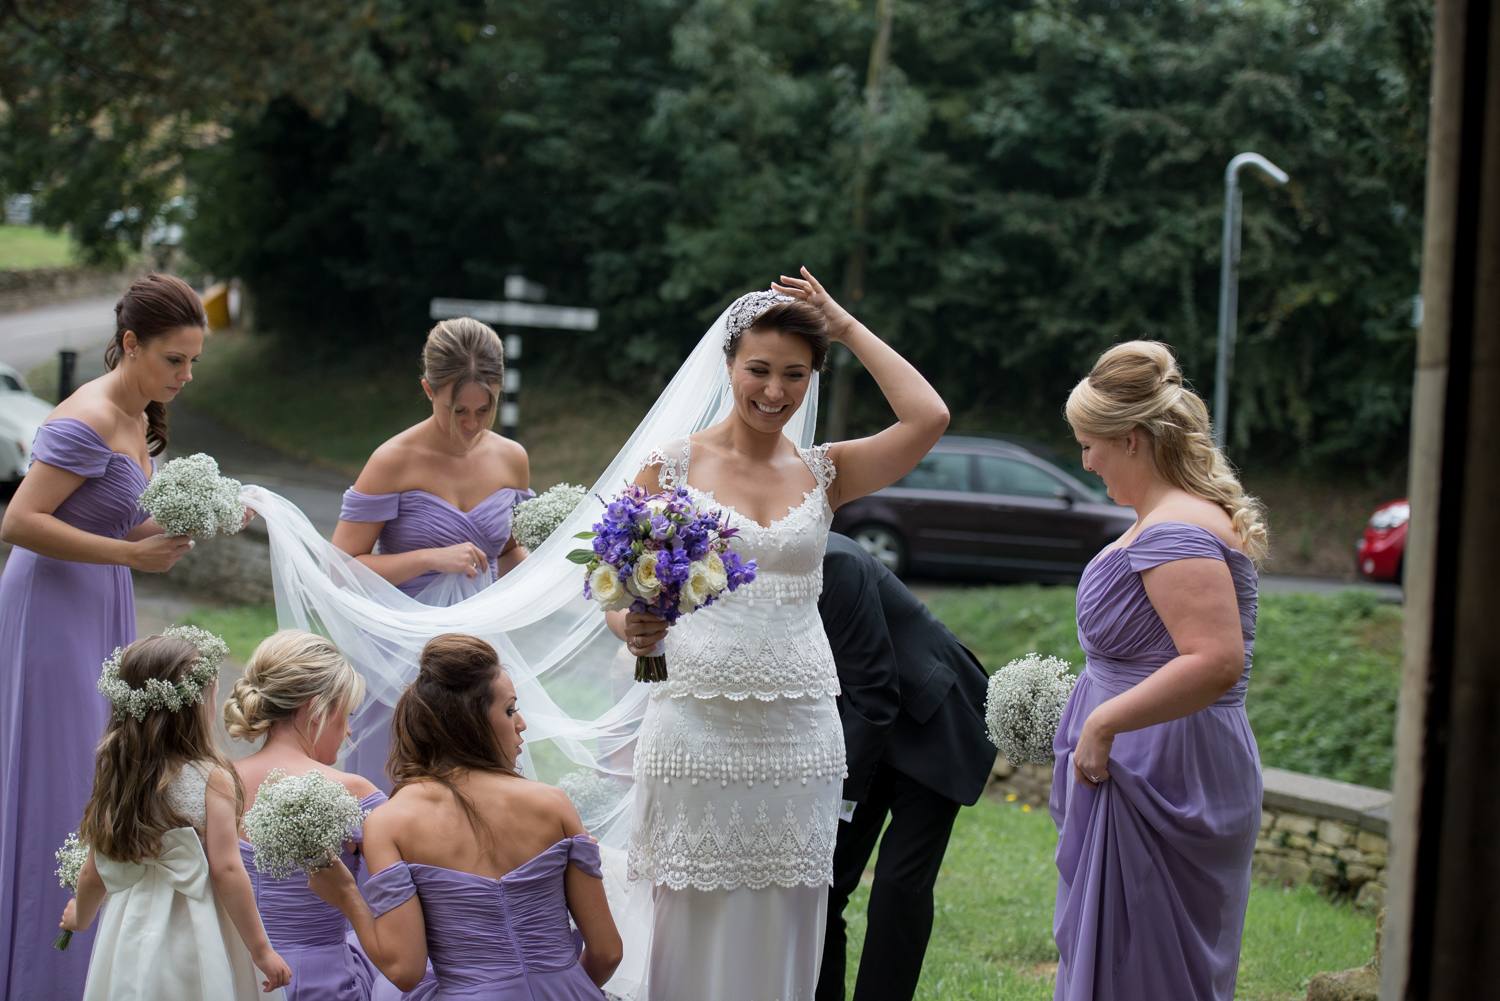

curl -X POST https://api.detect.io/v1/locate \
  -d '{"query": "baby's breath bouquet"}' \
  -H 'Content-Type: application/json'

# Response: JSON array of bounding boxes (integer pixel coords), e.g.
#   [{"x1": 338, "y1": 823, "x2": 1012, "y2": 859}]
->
[
  {"x1": 984, "y1": 653, "x2": 1078, "y2": 766},
  {"x1": 242, "y1": 769, "x2": 369, "y2": 880},
  {"x1": 138, "y1": 453, "x2": 246, "y2": 538},
  {"x1": 512, "y1": 483, "x2": 588, "y2": 552},
  {"x1": 53, "y1": 832, "x2": 89, "y2": 950},
  {"x1": 557, "y1": 768, "x2": 626, "y2": 828}
]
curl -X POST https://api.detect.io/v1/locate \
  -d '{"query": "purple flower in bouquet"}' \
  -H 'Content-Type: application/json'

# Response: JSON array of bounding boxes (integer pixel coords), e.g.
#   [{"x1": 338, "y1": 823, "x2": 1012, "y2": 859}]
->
[{"x1": 569, "y1": 484, "x2": 757, "y2": 681}]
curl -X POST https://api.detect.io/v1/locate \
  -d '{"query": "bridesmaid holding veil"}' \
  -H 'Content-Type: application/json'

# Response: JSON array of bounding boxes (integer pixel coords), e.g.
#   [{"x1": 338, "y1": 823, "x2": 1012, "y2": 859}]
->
[
  {"x1": 0, "y1": 273, "x2": 203, "y2": 997},
  {"x1": 333, "y1": 317, "x2": 533, "y2": 784}
]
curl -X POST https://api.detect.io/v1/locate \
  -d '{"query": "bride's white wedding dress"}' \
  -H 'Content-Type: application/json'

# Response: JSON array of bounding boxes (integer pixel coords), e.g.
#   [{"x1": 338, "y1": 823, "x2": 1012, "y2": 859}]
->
[{"x1": 630, "y1": 437, "x2": 846, "y2": 1001}]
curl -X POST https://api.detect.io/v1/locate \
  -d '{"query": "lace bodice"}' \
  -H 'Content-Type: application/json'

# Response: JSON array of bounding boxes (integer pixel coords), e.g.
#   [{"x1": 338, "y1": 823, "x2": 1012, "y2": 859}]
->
[
  {"x1": 640, "y1": 438, "x2": 840, "y2": 702},
  {"x1": 165, "y1": 760, "x2": 212, "y2": 837}
]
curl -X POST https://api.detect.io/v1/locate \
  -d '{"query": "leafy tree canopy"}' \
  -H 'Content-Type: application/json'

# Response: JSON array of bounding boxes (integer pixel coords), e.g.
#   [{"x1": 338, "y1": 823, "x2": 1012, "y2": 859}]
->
[{"x1": 1, "y1": 0, "x2": 1431, "y2": 468}]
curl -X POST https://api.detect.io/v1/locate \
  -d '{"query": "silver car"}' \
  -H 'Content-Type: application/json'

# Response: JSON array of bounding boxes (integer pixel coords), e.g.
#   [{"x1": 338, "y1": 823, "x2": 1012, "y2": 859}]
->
[{"x1": 0, "y1": 364, "x2": 55, "y2": 483}]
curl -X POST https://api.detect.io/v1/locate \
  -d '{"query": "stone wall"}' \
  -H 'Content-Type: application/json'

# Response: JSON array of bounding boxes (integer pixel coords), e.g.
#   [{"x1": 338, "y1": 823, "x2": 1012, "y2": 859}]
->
[
  {"x1": 986, "y1": 757, "x2": 1391, "y2": 912},
  {"x1": 161, "y1": 524, "x2": 274, "y2": 605},
  {"x1": 0, "y1": 266, "x2": 134, "y2": 314}
]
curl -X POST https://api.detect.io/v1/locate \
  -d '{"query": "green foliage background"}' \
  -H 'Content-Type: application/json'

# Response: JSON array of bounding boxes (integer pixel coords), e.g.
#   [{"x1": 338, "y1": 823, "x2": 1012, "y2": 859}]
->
[{"x1": 2, "y1": 0, "x2": 1433, "y2": 467}]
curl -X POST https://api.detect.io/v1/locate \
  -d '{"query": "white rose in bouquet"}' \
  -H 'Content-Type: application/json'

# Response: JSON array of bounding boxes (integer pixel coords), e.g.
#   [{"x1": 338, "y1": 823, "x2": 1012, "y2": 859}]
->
[
  {"x1": 629, "y1": 552, "x2": 663, "y2": 600},
  {"x1": 704, "y1": 551, "x2": 729, "y2": 592},
  {"x1": 984, "y1": 653, "x2": 1077, "y2": 766},
  {"x1": 681, "y1": 560, "x2": 714, "y2": 610},
  {"x1": 588, "y1": 563, "x2": 632, "y2": 611}
]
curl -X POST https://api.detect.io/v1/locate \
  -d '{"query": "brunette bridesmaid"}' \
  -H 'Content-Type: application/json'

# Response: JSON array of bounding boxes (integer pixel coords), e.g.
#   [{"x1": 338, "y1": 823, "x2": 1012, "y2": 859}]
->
[
  {"x1": 331, "y1": 318, "x2": 533, "y2": 785},
  {"x1": 0, "y1": 273, "x2": 202, "y2": 998}
]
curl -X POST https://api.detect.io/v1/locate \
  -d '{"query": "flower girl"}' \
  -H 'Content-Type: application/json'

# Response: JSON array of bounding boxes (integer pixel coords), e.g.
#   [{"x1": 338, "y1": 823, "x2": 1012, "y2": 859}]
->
[{"x1": 60, "y1": 633, "x2": 293, "y2": 999}]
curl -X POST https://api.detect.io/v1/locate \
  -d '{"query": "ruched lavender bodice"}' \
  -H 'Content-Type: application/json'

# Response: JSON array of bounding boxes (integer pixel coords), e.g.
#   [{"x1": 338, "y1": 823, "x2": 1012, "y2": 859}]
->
[
  {"x1": 0, "y1": 418, "x2": 151, "y2": 996},
  {"x1": 36, "y1": 418, "x2": 152, "y2": 539},
  {"x1": 339, "y1": 487, "x2": 533, "y2": 598},
  {"x1": 364, "y1": 835, "x2": 606, "y2": 1000},
  {"x1": 240, "y1": 789, "x2": 389, "y2": 1000},
  {"x1": 1076, "y1": 521, "x2": 1258, "y2": 705},
  {"x1": 1051, "y1": 522, "x2": 1263, "y2": 1001}
]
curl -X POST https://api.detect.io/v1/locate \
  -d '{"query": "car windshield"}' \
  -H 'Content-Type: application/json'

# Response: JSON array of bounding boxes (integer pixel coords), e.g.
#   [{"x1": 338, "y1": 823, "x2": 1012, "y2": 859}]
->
[
  {"x1": 0, "y1": 375, "x2": 21, "y2": 392},
  {"x1": 897, "y1": 452, "x2": 972, "y2": 492}
]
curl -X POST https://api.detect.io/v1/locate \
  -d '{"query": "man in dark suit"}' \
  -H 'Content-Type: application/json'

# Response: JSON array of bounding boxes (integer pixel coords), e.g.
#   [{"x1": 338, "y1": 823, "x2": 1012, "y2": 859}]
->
[{"x1": 815, "y1": 532, "x2": 995, "y2": 1001}]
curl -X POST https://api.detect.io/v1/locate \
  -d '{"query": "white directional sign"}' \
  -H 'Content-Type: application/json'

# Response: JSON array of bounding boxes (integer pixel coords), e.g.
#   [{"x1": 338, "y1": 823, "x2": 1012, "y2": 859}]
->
[{"x1": 429, "y1": 297, "x2": 598, "y2": 331}]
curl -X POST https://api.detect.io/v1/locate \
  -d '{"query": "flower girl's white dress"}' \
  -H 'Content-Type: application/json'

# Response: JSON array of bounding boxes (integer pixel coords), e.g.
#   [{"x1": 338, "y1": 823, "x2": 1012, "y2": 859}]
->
[
  {"x1": 630, "y1": 439, "x2": 847, "y2": 1001},
  {"x1": 83, "y1": 761, "x2": 283, "y2": 1001}
]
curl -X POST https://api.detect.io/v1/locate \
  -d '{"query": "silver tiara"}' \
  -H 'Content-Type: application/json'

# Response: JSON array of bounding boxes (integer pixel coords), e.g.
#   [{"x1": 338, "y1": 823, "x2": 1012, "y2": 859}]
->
[
  {"x1": 98, "y1": 626, "x2": 229, "y2": 721},
  {"x1": 724, "y1": 289, "x2": 795, "y2": 345}
]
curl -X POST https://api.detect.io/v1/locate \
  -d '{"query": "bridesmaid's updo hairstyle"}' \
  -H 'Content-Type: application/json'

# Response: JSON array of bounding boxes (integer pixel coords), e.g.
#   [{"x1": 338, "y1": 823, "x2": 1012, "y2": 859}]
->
[
  {"x1": 1066, "y1": 340, "x2": 1269, "y2": 565},
  {"x1": 389, "y1": 634, "x2": 516, "y2": 843},
  {"x1": 107, "y1": 273, "x2": 208, "y2": 457},
  {"x1": 81, "y1": 635, "x2": 242, "y2": 864},
  {"x1": 422, "y1": 318, "x2": 505, "y2": 445},
  {"x1": 726, "y1": 300, "x2": 830, "y2": 371},
  {"x1": 223, "y1": 630, "x2": 365, "y2": 743}
]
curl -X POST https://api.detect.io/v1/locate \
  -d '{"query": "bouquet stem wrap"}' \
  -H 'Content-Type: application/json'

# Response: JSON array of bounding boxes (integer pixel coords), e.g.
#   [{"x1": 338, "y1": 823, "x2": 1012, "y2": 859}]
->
[{"x1": 635, "y1": 641, "x2": 668, "y2": 684}]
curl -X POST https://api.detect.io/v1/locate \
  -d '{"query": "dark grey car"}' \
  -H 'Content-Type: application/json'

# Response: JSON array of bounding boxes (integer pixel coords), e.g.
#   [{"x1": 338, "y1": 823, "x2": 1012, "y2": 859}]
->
[{"x1": 829, "y1": 435, "x2": 1136, "y2": 582}]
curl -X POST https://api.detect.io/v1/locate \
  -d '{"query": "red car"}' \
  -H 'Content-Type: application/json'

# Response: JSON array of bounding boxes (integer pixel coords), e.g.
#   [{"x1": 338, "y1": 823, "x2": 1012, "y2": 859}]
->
[{"x1": 1357, "y1": 499, "x2": 1408, "y2": 582}]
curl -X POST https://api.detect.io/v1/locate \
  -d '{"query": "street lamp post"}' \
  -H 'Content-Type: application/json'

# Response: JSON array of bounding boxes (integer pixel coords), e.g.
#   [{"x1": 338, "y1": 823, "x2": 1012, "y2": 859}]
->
[{"x1": 1213, "y1": 152, "x2": 1288, "y2": 452}]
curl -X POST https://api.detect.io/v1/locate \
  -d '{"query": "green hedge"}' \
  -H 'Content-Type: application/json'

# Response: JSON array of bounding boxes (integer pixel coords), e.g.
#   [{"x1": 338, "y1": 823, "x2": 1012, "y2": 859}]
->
[{"x1": 923, "y1": 586, "x2": 1400, "y2": 789}]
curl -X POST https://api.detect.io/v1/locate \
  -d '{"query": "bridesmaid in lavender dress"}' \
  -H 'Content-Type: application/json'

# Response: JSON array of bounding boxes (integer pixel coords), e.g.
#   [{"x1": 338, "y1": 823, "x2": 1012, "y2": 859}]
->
[
  {"x1": 225, "y1": 630, "x2": 397, "y2": 1000},
  {"x1": 1050, "y1": 341, "x2": 1269, "y2": 1001},
  {"x1": 0, "y1": 274, "x2": 203, "y2": 998},
  {"x1": 309, "y1": 634, "x2": 623, "y2": 1000},
  {"x1": 332, "y1": 319, "x2": 533, "y2": 786}
]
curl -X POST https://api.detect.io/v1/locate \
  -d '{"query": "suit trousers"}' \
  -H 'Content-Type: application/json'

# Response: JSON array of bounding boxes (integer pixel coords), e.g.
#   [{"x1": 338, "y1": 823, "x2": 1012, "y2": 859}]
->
[{"x1": 815, "y1": 763, "x2": 963, "y2": 1001}]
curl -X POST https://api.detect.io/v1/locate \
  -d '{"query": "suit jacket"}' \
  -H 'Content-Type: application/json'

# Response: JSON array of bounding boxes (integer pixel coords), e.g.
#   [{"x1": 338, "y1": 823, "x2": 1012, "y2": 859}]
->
[{"x1": 820, "y1": 533, "x2": 995, "y2": 807}]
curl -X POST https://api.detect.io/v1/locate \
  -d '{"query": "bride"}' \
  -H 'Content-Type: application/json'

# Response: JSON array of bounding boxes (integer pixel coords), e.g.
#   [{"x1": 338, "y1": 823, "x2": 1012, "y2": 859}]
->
[{"x1": 609, "y1": 268, "x2": 948, "y2": 1000}]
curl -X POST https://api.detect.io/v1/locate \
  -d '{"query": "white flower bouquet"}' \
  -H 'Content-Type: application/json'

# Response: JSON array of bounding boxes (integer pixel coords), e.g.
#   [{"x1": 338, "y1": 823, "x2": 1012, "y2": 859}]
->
[
  {"x1": 53, "y1": 832, "x2": 89, "y2": 950},
  {"x1": 984, "y1": 653, "x2": 1078, "y2": 766},
  {"x1": 557, "y1": 768, "x2": 626, "y2": 828},
  {"x1": 511, "y1": 483, "x2": 588, "y2": 552},
  {"x1": 138, "y1": 453, "x2": 246, "y2": 538},
  {"x1": 242, "y1": 769, "x2": 370, "y2": 880}
]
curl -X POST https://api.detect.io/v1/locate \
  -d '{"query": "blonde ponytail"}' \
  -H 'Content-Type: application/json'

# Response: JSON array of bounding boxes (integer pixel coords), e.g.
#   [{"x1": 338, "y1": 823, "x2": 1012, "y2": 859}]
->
[
  {"x1": 222, "y1": 630, "x2": 365, "y2": 742},
  {"x1": 1065, "y1": 340, "x2": 1269, "y2": 565}
]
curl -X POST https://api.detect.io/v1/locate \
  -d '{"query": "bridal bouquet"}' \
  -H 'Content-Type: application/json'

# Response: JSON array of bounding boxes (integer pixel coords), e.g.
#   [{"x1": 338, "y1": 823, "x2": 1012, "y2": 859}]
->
[
  {"x1": 569, "y1": 484, "x2": 756, "y2": 682},
  {"x1": 512, "y1": 482, "x2": 588, "y2": 552},
  {"x1": 984, "y1": 653, "x2": 1077, "y2": 765},
  {"x1": 52, "y1": 832, "x2": 89, "y2": 950},
  {"x1": 241, "y1": 769, "x2": 370, "y2": 880},
  {"x1": 138, "y1": 453, "x2": 246, "y2": 538}
]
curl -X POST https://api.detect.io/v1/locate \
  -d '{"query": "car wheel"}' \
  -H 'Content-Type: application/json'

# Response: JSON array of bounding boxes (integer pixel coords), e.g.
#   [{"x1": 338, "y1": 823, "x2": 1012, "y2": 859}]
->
[{"x1": 850, "y1": 523, "x2": 908, "y2": 577}]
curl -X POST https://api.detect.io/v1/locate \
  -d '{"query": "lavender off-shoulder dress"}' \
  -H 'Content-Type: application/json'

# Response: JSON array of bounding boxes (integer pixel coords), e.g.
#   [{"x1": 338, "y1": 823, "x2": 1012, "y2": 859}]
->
[
  {"x1": 241, "y1": 790, "x2": 397, "y2": 1000},
  {"x1": 338, "y1": 486, "x2": 531, "y2": 787},
  {"x1": 0, "y1": 419, "x2": 151, "y2": 999},
  {"x1": 1050, "y1": 522, "x2": 1262, "y2": 1001},
  {"x1": 363, "y1": 835, "x2": 607, "y2": 1001}
]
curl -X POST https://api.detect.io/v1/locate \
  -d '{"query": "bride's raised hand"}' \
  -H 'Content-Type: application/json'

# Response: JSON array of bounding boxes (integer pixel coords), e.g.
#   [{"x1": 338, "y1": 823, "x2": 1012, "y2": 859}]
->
[{"x1": 772, "y1": 267, "x2": 858, "y2": 341}]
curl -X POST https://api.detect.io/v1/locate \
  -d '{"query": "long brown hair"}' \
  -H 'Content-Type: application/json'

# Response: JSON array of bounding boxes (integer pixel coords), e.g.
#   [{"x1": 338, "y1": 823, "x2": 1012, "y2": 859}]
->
[
  {"x1": 106, "y1": 273, "x2": 208, "y2": 456},
  {"x1": 80, "y1": 635, "x2": 242, "y2": 863},
  {"x1": 422, "y1": 319, "x2": 505, "y2": 446},
  {"x1": 388, "y1": 634, "x2": 515, "y2": 846},
  {"x1": 1065, "y1": 340, "x2": 1269, "y2": 564}
]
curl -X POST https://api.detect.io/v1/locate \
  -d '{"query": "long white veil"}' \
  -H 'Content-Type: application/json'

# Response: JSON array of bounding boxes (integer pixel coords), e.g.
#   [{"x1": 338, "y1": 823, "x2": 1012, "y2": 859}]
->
[{"x1": 242, "y1": 298, "x2": 819, "y2": 997}]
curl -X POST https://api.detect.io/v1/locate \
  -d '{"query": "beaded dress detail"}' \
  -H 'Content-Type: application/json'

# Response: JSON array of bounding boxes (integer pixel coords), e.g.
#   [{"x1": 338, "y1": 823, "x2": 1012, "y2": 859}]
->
[{"x1": 627, "y1": 438, "x2": 847, "y2": 893}]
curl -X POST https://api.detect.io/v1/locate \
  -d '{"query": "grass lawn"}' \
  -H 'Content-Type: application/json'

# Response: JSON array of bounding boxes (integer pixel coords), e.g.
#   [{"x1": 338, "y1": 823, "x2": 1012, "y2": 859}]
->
[
  {"x1": 179, "y1": 603, "x2": 278, "y2": 663},
  {"x1": 922, "y1": 586, "x2": 1401, "y2": 789},
  {"x1": 181, "y1": 330, "x2": 650, "y2": 489},
  {"x1": 0, "y1": 224, "x2": 76, "y2": 270},
  {"x1": 841, "y1": 795, "x2": 1376, "y2": 1000}
]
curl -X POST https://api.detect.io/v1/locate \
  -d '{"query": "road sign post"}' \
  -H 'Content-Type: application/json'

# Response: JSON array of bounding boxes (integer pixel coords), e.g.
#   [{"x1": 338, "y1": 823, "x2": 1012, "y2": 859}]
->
[{"x1": 430, "y1": 278, "x2": 598, "y2": 440}]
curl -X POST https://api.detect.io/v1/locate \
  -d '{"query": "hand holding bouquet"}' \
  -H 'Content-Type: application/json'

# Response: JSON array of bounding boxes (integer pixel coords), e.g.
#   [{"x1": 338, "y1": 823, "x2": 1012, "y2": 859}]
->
[
  {"x1": 53, "y1": 832, "x2": 89, "y2": 950},
  {"x1": 569, "y1": 484, "x2": 755, "y2": 682}
]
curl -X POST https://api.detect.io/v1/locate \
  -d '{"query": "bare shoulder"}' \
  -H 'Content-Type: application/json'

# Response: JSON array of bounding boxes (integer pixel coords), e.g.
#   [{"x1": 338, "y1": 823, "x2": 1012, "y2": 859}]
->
[
  {"x1": 480, "y1": 432, "x2": 529, "y2": 488},
  {"x1": 319, "y1": 765, "x2": 380, "y2": 800},
  {"x1": 204, "y1": 764, "x2": 238, "y2": 799},
  {"x1": 46, "y1": 383, "x2": 122, "y2": 438},
  {"x1": 511, "y1": 778, "x2": 583, "y2": 835},
  {"x1": 352, "y1": 431, "x2": 424, "y2": 494},
  {"x1": 1142, "y1": 492, "x2": 1243, "y2": 554}
]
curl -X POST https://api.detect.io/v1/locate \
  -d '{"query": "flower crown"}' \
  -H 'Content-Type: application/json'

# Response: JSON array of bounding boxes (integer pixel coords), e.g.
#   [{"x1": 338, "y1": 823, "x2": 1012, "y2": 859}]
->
[
  {"x1": 98, "y1": 626, "x2": 230, "y2": 721},
  {"x1": 724, "y1": 289, "x2": 795, "y2": 346}
]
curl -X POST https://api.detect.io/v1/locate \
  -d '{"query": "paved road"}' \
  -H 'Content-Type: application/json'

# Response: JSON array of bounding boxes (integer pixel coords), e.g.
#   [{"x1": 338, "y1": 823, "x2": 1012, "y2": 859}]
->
[{"x1": 0, "y1": 296, "x2": 117, "y2": 373}]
